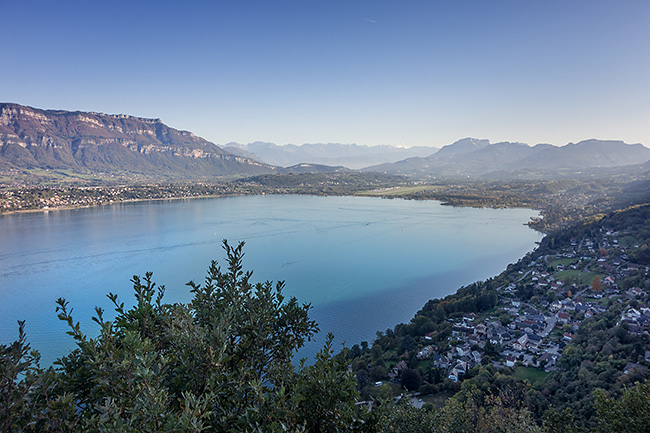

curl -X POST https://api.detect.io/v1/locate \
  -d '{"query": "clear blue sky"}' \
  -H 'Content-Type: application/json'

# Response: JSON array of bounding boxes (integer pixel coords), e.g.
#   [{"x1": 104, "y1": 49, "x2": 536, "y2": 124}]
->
[{"x1": 2, "y1": 1, "x2": 649, "y2": 148}]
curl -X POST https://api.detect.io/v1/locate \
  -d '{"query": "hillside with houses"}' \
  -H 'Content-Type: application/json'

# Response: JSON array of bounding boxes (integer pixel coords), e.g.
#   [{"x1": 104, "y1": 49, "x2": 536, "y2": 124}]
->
[{"x1": 347, "y1": 203, "x2": 650, "y2": 430}]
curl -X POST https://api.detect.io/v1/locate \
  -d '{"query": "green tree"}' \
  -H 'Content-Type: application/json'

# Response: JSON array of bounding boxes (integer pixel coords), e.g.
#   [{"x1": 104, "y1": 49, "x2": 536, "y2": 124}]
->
[
  {"x1": 2, "y1": 241, "x2": 379, "y2": 432},
  {"x1": 400, "y1": 368, "x2": 422, "y2": 391},
  {"x1": 370, "y1": 365, "x2": 388, "y2": 382},
  {"x1": 0, "y1": 322, "x2": 78, "y2": 432},
  {"x1": 594, "y1": 381, "x2": 650, "y2": 433}
]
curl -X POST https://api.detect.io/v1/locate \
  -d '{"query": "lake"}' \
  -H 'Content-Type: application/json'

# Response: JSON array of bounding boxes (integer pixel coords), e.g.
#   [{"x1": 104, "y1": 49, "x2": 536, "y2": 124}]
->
[{"x1": 0, "y1": 195, "x2": 543, "y2": 363}]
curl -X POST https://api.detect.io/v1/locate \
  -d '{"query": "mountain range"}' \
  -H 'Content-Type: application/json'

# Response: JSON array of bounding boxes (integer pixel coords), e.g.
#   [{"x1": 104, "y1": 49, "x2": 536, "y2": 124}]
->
[
  {"x1": 363, "y1": 137, "x2": 650, "y2": 179},
  {"x1": 223, "y1": 142, "x2": 439, "y2": 170},
  {"x1": 2, "y1": 103, "x2": 649, "y2": 183}
]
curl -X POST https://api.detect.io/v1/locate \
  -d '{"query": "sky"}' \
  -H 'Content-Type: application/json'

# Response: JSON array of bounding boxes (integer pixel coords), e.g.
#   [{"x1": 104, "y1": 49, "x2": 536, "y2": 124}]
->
[{"x1": 2, "y1": 0, "x2": 649, "y2": 148}]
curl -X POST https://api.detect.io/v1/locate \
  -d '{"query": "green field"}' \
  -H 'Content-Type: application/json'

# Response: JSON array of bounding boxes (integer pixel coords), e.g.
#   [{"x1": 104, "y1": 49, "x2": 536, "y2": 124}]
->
[
  {"x1": 514, "y1": 366, "x2": 550, "y2": 385},
  {"x1": 421, "y1": 391, "x2": 455, "y2": 408},
  {"x1": 359, "y1": 185, "x2": 437, "y2": 196},
  {"x1": 548, "y1": 257, "x2": 579, "y2": 269},
  {"x1": 554, "y1": 269, "x2": 599, "y2": 285},
  {"x1": 618, "y1": 235, "x2": 638, "y2": 248},
  {"x1": 582, "y1": 296, "x2": 610, "y2": 306}
]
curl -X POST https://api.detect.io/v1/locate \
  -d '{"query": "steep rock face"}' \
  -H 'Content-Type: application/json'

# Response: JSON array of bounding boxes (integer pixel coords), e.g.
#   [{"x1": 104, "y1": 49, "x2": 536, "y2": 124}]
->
[{"x1": 0, "y1": 103, "x2": 273, "y2": 177}]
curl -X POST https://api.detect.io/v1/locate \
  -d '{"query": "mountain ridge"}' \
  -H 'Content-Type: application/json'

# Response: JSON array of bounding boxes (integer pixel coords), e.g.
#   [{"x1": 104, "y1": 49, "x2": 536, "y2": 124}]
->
[
  {"x1": 363, "y1": 137, "x2": 650, "y2": 178},
  {"x1": 223, "y1": 141, "x2": 440, "y2": 169},
  {"x1": 3, "y1": 103, "x2": 649, "y2": 182},
  {"x1": 0, "y1": 102, "x2": 274, "y2": 179}
]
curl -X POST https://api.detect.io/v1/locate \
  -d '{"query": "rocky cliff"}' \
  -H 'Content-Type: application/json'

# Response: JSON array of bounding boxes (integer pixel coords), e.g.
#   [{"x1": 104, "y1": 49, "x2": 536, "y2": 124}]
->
[{"x1": 0, "y1": 103, "x2": 274, "y2": 179}]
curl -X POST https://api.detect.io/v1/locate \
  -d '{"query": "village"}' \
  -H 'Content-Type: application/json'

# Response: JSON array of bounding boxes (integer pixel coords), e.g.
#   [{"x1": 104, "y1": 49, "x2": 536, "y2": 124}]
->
[{"x1": 381, "y1": 224, "x2": 650, "y2": 390}]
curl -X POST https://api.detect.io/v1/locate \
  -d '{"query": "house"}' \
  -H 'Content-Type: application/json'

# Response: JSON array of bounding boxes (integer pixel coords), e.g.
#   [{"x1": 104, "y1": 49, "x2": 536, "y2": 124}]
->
[
  {"x1": 450, "y1": 361, "x2": 467, "y2": 378},
  {"x1": 527, "y1": 314, "x2": 545, "y2": 323},
  {"x1": 388, "y1": 360, "x2": 409, "y2": 379},
  {"x1": 488, "y1": 331, "x2": 503, "y2": 345},
  {"x1": 417, "y1": 345, "x2": 435, "y2": 360},
  {"x1": 561, "y1": 299, "x2": 576, "y2": 311},
  {"x1": 626, "y1": 287, "x2": 644, "y2": 299},
  {"x1": 432, "y1": 354, "x2": 450, "y2": 369},
  {"x1": 513, "y1": 334, "x2": 528, "y2": 351},
  {"x1": 475, "y1": 323, "x2": 487, "y2": 335},
  {"x1": 536, "y1": 352, "x2": 558, "y2": 368},
  {"x1": 505, "y1": 355, "x2": 516, "y2": 367},
  {"x1": 463, "y1": 313, "x2": 477, "y2": 322},
  {"x1": 468, "y1": 334, "x2": 481, "y2": 347},
  {"x1": 557, "y1": 312, "x2": 570, "y2": 323},
  {"x1": 456, "y1": 343, "x2": 471, "y2": 357},
  {"x1": 451, "y1": 325, "x2": 474, "y2": 339},
  {"x1": 517, "y1": 319, "x2": 538, "y2": 330},
  {"x1": 526, "y1": 333, "x2": 542, "y2": 349},
  {"x1": 623, "y1": 362, "x2": 648, "y2": 375}
]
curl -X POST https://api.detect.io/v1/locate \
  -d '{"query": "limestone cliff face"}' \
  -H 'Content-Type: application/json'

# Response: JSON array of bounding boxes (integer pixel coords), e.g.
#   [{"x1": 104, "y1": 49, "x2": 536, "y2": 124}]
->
[{"x1": 0, "y1": 103, "x2": 272, "y2": 177}]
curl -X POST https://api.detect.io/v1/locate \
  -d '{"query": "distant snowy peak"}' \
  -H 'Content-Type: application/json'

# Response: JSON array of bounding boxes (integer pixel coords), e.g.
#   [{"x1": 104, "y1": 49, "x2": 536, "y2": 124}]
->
[{"x1": 223, "y1": 142, "x2": 439, "y2": 169}]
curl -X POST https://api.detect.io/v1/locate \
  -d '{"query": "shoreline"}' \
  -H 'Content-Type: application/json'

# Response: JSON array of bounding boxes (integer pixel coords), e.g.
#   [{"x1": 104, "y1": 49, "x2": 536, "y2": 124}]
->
[
  {"x1": 2, "y1": 191, "x2": 547, "y2": 235},
  {"x1": 0, "y1": 193, "x2": 233, "y2": 216}
]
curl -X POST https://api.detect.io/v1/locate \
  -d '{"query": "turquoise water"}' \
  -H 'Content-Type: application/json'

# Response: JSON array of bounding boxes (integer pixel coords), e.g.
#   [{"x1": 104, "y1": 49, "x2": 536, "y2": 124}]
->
[{"x1": 0, "y1": 195, "x2": 543, "y2": 363}]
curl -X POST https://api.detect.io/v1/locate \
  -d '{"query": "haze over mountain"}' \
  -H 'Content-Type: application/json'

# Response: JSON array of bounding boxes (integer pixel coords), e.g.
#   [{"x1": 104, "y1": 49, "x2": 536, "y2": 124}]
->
[
  {"x1": 0, "y1": 103, "x2": 274, "y2": 180},
  {"x1": 3, "y1": 103, "x2": 649, "y2": 183},
  {"x1": 223, "y1": 142, "x2": 439, "y2": 169},
  {"x1": 363, "y1": 137, "x2": 650, "y2": 179}
]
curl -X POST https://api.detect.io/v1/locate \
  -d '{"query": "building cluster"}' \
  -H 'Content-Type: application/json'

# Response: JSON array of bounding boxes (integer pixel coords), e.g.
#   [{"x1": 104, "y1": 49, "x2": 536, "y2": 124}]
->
[{"x1": 413, "y1": 226, "x2": 649, "y2": 382}]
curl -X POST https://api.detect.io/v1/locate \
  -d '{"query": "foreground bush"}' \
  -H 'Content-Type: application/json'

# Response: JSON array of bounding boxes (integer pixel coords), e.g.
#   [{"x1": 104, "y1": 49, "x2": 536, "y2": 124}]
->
[{"x1": 1, "y1": 241, "x2": 376, "y2": 432}]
